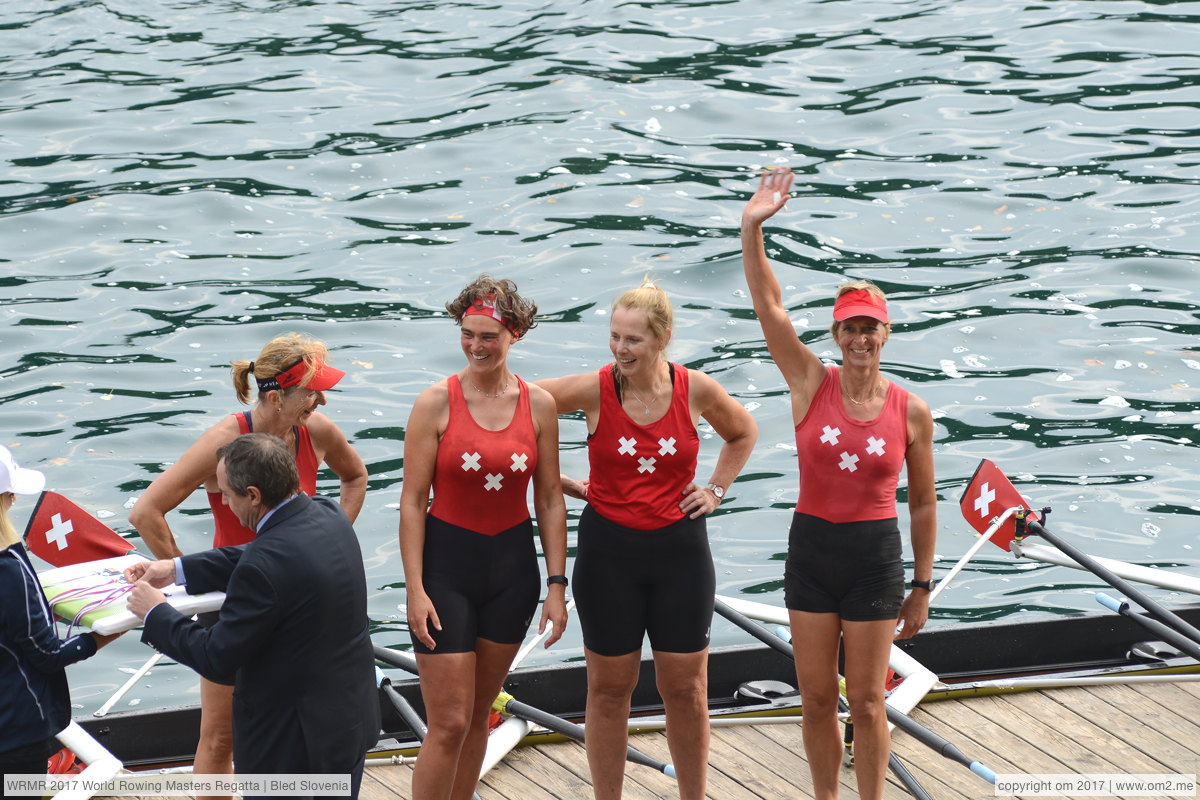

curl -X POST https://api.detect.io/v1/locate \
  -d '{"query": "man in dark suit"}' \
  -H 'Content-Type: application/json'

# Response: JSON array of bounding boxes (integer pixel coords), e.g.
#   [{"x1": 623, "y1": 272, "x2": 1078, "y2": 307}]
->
[{"x1": 127, "y1": 433, "x2": 379, "y2": 799}]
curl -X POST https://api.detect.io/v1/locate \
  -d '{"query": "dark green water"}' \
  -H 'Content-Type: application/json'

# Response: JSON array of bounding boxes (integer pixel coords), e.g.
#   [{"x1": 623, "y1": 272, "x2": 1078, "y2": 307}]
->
[{"x1": 1, "y1": 0, "x2": 1197, "y2": 714}]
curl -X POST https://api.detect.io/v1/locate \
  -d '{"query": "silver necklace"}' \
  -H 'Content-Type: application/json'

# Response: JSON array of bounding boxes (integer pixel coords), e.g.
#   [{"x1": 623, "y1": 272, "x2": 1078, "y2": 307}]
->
[
  {"x1": 469, "y1": 379, "x2": 509, "y2": 398},
  {"x1": 625, "y1": 384, "x2": 658, "y2": 417}
]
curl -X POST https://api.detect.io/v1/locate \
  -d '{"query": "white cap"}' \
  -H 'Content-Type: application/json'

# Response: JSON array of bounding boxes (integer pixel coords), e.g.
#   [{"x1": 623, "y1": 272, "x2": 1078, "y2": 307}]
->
[{"x1": 0, "y1": 445, "x2": 46, "y2": 495}]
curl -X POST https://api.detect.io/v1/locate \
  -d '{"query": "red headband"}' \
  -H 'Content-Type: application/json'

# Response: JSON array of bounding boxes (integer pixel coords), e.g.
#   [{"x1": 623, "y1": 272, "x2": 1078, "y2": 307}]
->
[
  {"x1": 833, "y1": 289, "x2": 889, "y2": 322},
  {"x1": 255, "y1": 358, "x2": 345, "y2": 392},
  {"x1": 463, "y1": 294, "x2": 521, "y2": 337}
]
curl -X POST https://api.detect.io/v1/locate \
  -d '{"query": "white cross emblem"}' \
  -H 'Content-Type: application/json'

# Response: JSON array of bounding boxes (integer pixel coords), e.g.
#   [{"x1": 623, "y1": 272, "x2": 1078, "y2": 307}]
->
[
  {"x1": 461, "y1": 452, "x2": 481, "y2": 472},
  {"x1": 866, "y1": 436, "x2": 886, "y2": 456},
  {"x1": 510, "y1": 453, "x2": 528, "y2": 472},
  {"x1": 974, "y1": 482, "x2": 995, "y2": 518},
  {"x1": 618, "y1": 436, "x2": 638, "y2": 456},
  {"x1": 45, "y1": 513, "x2": 73, "y2": 551},
  {"x1": 838, "y1": 452, "x2": 859, "y2": 472},
  {"x1": 658, "y1": 437, "x2": 676, "y2": 456},
  {"x1": 484, "y1": 473, "x2": 504, "y2": 491},
  {"x1": 638, "y1": 457, "x2": 657, "y2": 474},
  {"x1": 820, "y1": 426, "x2": 841, "y2": 446}
]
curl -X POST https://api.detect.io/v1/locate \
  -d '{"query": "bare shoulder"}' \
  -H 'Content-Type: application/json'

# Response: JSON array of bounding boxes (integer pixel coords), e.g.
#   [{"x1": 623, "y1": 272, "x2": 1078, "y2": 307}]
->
[{"x1": 904, "y1": 388, "x2": 934, "y2": 438}]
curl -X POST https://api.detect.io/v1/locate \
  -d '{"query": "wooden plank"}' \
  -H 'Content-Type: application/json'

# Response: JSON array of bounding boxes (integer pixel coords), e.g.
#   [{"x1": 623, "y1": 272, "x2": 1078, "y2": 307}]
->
[
  {"x1": 360, "y1": 764, "x2": 411, "y2": 799},
  {"x1": 897, "y1": 699, "x2": 1031, "y2": 798},
  {"x1": 495, "y1": 740, "x2": 594, "y2": 799},
  {"x1": 1062, "y1": 684, "x2": 1200, "y2": 775}
]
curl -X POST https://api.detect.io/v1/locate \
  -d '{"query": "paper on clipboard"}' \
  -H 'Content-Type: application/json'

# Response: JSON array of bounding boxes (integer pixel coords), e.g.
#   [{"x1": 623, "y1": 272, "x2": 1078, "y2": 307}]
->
[{"x1": 38, "y1": 553, "x2": 225, "y2": 635}]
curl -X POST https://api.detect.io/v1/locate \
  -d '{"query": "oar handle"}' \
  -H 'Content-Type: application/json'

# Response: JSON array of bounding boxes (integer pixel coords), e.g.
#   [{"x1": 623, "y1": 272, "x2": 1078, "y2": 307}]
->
[
  {"x1": 494, "y1": 692, "x2": 674, "y2": 777},
  {"x1": 971, "y1": 761, "x2": 998, "y2": 783},
  {"x1": 1094, "y1": 593, "x2": 1200, "y2": 661}
]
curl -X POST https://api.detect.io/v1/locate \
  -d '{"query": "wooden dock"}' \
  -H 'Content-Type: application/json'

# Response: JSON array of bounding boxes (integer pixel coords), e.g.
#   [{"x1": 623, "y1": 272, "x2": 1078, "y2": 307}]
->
[{"x1": 359, "y1": 680, "x2": 1200, "y2": 800}]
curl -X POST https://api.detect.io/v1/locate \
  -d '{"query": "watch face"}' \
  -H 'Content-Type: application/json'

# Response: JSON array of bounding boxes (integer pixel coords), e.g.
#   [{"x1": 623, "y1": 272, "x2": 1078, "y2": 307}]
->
[{"x1": 708, "y1": 485, "x2": 724, "y2": 499}]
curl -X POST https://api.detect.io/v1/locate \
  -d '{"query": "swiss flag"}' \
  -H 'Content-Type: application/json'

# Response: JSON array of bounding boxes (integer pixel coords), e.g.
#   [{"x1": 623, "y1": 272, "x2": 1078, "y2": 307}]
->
[
  {"x1": 22, "y1": 491, "x2": 134, "y2": 567},
  {"x1": 959, "y1": 459, "x2": 1039, "y2": 552}
]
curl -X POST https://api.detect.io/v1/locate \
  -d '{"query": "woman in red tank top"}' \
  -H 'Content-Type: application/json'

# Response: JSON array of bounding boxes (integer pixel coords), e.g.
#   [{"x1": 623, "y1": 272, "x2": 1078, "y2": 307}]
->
[
  {"x1": 537, "y1": 278, "x2": 757, "y2": 800},
  {"x1": 128, "y1": 333, "x2": 367, "y2": 798},
  {"x1": 741, "y1": 167, "x2": 937, "y2": 800},
  {"x1": 400, "y1": 276, "x2": 568, "y2": 800}
]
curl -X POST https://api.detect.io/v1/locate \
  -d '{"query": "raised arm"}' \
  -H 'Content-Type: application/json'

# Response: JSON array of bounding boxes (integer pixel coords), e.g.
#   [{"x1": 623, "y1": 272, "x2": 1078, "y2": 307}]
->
[
  {"x1": 740, "y1": 167, "x2": 826, "y2": 409},
  {"x1": 309, "y1": 413, "x2": 368, "y2": 522}
]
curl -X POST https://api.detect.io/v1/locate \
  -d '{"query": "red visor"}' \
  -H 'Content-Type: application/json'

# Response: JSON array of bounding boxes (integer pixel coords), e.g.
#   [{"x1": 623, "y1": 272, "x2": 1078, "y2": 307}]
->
[
  {"x1": 833, "y1": 289, "x2": 889, "y2": 322},
  {"x1": 258, "y1": 359, "x2": 345, "y2": 392}
]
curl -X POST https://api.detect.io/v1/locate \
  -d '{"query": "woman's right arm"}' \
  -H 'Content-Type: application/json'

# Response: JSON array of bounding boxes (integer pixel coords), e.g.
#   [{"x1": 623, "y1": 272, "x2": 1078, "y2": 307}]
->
[
  {"x1": 398, "y1": 384, "x2": 446, "y2": 651},
  {"x1": 535, "y1": 372, "x2": 601, "y2": 499},
  {"x1": 741, "y1": 167, "x2": 827, "y2": 408},
  {"x1": 128, "y1": 419, "x2": 237, "y2": 559}
]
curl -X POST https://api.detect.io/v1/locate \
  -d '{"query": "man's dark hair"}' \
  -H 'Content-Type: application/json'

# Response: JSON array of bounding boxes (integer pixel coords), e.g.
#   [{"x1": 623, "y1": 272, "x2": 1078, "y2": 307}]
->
[{"x1": 216, "y1": 433, "x2": 299, "y2": 508}]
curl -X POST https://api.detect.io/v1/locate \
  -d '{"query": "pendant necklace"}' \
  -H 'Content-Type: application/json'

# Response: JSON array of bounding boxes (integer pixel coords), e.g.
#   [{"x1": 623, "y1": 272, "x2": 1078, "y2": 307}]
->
[
  {"x1": 469, "y1": 379, "x2": 509, "y2": 398},
  {"x1": 625, "y1": 384, "x2": 657, "y2": 417}
]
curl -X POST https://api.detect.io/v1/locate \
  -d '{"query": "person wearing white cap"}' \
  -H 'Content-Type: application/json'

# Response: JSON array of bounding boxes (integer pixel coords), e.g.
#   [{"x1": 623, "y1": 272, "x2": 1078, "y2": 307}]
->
[{"x1": 0, "y1": 446, "x2": 121, "y2": 785}]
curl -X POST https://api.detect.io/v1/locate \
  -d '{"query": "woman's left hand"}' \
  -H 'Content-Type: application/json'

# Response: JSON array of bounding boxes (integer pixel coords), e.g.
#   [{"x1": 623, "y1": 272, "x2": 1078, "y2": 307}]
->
[
  {"x1": 680, "y1": 482, "x2": 720, "y2": 519},
  {"x1": 539, "y1": 587, "x2": 569, "y2": 647},
  {"x1": 895, "y1": 590, "x2": 930, "y2": 640}
]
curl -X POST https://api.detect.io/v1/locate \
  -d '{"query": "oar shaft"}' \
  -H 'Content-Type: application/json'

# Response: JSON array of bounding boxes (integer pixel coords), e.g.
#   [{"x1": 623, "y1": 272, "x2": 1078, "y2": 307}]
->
[
  {"x1": 382, "y1": 681, "x2": 428, "y2": 741},
  {"x1": 713, "y1": 598, "x2": 997, "y2": 785},
  {"x1": 499, "y1": 694, "x2": 674, "y2": 777},
  {"x1": 1030, "y1": 521, "x2": 1200, "y2": 645},
  {"x1": 1095, "y1": 593, "x2": 1200, "y2": 662}
]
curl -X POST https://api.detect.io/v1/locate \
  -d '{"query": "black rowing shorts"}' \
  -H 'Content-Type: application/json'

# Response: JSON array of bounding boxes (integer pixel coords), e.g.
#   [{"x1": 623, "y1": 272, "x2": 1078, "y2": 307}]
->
[
  {"x1": 411, "y1": 515, "x2": 540, "y2": 655},
  {"x1": 572, "y1": 504, "x2": 714, "y2": 657},
  {"x1": 784, "y1": 512, "x2": 904, "y2": 621}
]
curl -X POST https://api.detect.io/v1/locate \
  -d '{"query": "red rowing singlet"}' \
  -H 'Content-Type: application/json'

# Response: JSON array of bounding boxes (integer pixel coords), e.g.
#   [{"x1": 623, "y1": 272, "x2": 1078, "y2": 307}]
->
[
  {"x1": 428, "y1": 375, "x2": 538, "y2": 536},
  {"x1": 587, "y1": 363, "x2": 700, "y2": 530},
  {"x1": 795, "y1": 366, "x2": 909, "y2": 524},
  {"x1": 207, "y1": 412, "x2": 320, "y2": 546}
]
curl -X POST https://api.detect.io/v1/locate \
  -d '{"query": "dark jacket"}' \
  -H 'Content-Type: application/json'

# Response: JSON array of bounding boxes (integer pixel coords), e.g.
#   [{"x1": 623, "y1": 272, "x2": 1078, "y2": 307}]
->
[
  {"x1": 142, "y1": 494, "x2": 379, "y2": 775},
  {"x1": 0, "y1": 543, "x2": 97, "y2": 755}
]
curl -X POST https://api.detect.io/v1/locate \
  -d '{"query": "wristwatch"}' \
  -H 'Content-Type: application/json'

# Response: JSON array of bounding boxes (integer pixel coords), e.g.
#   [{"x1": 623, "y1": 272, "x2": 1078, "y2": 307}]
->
[
  {"x1": 910, "y1": 579, "x2": 933, "y2": 591},
  {"x1": 705, "y1": 484, "x2": 726, "y2": 500},
  {"x1": 546, "y1": 575, "x2": 569, "y2": 588}
]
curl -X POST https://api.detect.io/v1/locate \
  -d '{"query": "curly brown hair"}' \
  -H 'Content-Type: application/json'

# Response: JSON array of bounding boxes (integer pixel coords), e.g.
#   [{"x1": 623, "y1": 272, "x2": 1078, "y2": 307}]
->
[{"x1": 445, "y1": 275, "x2": 538, "y2": 338}]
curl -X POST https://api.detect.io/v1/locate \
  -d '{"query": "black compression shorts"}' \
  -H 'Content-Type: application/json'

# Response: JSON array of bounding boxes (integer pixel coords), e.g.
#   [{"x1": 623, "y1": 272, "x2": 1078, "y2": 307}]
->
[
  {"x1": 411, "y1": 515, "x2": 540, "y2": 655},
  {"x1": 572, "y1": 504, "x2": 714, "y2": 657},
  {"x1": 784, "y1": 512, "x2": 904, "y2": 621}
]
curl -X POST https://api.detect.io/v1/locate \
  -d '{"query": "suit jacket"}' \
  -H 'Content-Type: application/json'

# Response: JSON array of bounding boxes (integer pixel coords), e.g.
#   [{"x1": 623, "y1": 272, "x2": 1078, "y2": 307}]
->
[{"x1": 142, "y1": 494, "x2": 379, "y2": 775}]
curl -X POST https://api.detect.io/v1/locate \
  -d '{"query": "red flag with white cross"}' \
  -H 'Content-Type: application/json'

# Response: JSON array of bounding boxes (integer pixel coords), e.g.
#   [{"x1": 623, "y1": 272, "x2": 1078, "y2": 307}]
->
[
  {"x1": 22, "y1": 490, "x2": 134, "y2": 567},
  {"x1": 959, "y1": 459, "x2": 1039, "y2": 552}
]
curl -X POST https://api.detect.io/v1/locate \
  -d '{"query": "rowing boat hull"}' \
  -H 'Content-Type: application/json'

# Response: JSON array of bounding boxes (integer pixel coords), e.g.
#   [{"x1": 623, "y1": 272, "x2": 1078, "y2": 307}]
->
[{"x1": 79, "y1": 604, "x2": 1200, "y2": 767}]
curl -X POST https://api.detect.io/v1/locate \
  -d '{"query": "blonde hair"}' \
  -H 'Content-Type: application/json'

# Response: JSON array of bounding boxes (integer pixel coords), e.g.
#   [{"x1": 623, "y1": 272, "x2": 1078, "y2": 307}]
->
[
  {"x1": 230, "y1": 333, "x2": 331, "y2": 404},
  {"x1": 830, "y1": 280, "x2": 890, "y2": 337},
  {"x1": 1, "y1": 494, "x2": 18, "y2": 549},
  {"x1": 612, "y1": 276, "x2": 673, "y2": 349},
  {"x1": 445, "y1": 275, "x2": 538, "y2": 338}
]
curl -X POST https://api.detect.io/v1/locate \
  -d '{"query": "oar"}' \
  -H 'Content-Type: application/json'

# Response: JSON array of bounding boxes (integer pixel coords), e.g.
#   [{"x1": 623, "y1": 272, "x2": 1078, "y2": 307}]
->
[
  {"x1": 713, "y1": 598, "x2": 998, "y2": 786},
  {"x1": 1023, "y1": 517, "x2": 1200, "y2": 645},
  {"x1": 94, "y1": 651, "x2": 165, "y2": 717},
  {"x1": 1095, "y1": 593, "x2": 1200, "y2": 662},
  {"x1": 494, "y1": 691, "x2": 676, "y2": 778},
  {"x1": 509, "y1": 597, "x2": 576, "y2": 672},
  {"x1": 373, "y1": 644, "x2": 676, "y2": 779},
  {"x1": 928, "y1": 506, "x2": 1018, "y2": 604},
  {"x1": 376, "y1": 667, "x2": 428, "y2": 741},
  {"x1": 714, "y1": 600, "x2": 931, "y2": 796}
]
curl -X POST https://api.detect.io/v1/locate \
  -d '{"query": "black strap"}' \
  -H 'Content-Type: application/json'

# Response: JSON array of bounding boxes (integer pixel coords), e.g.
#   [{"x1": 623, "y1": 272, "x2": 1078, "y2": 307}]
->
[
  {"x1": 614, "y1": 362, "x2": 674, "y2": 403},
  {"x1": 240, "y1": 411, "x2": 300, "y2": 456}
]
